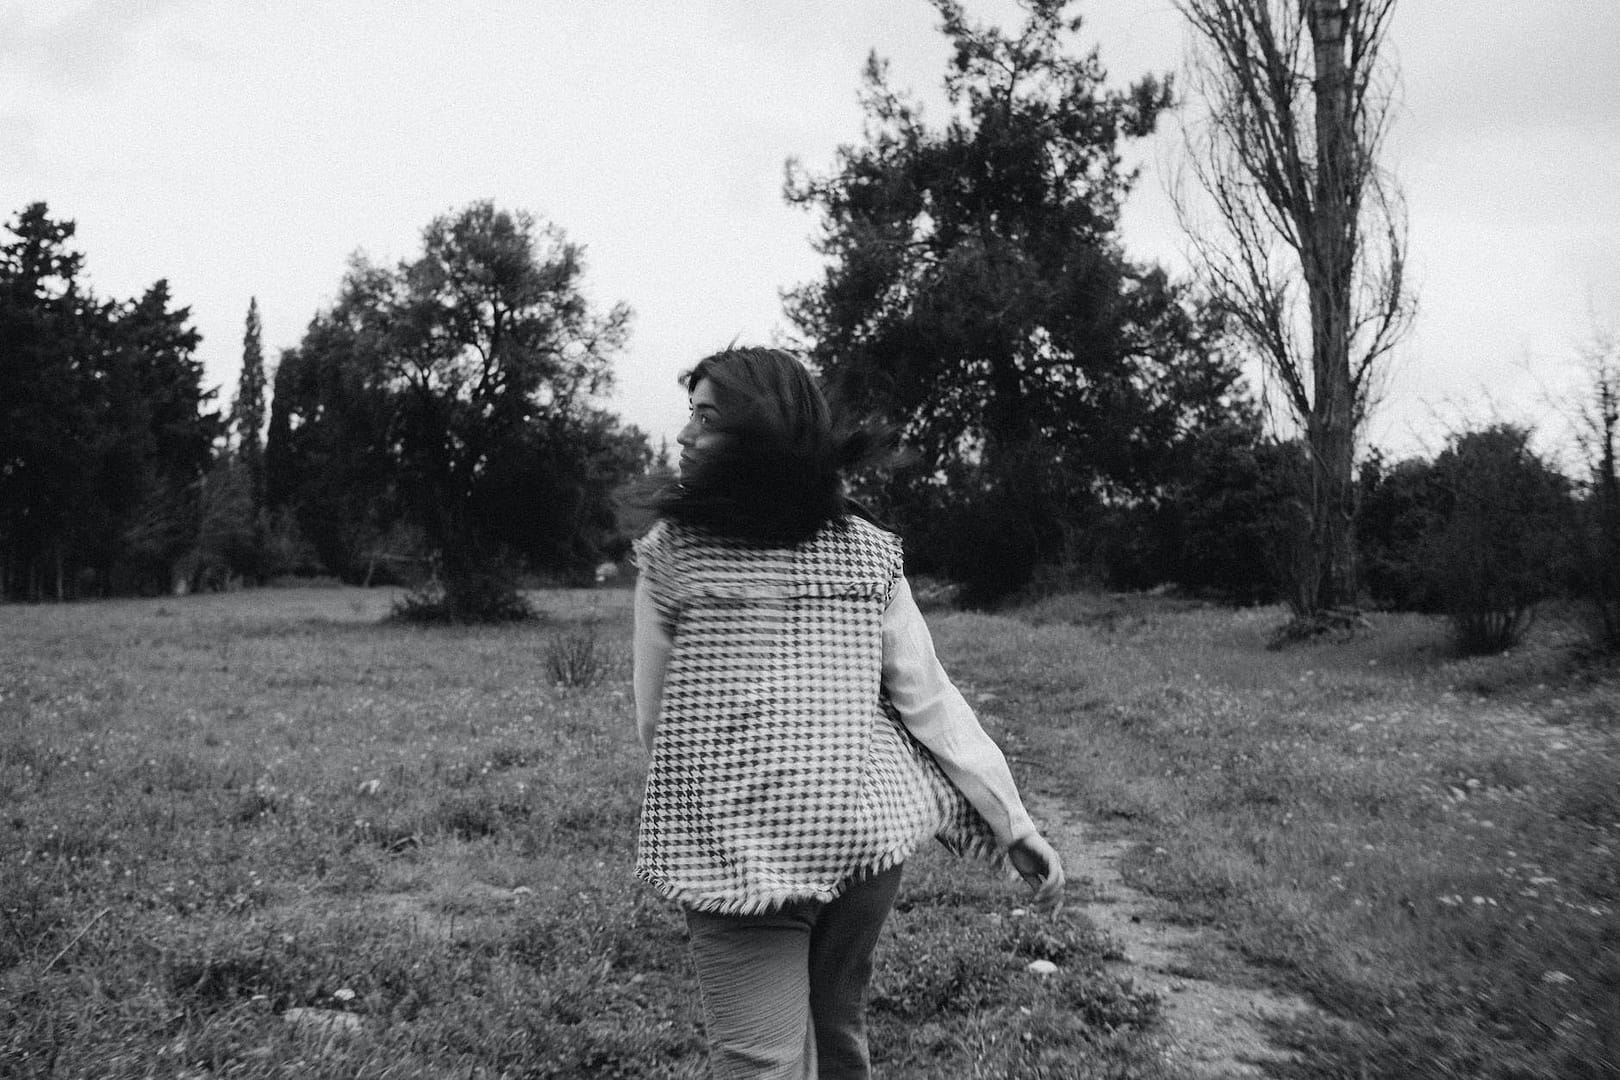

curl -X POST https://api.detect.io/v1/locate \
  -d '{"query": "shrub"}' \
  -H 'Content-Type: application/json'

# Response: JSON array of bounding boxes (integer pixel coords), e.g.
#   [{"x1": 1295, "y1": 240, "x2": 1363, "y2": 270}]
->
[
  {"x1": 545, "y1": 625, "x2": 608, "y2": 687},
  {"x1": 392, "y1": 562, "x2": 533, "y2": 624},
  {"x1": 1419, "y1": 425, "x2": 1573, "y2": 654}
]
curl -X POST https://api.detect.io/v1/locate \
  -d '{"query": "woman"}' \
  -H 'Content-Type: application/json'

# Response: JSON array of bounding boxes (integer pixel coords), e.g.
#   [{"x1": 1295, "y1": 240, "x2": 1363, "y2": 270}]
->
[{"x1": 632, "y1": 346, "x2": 1063, "y2": 1079}]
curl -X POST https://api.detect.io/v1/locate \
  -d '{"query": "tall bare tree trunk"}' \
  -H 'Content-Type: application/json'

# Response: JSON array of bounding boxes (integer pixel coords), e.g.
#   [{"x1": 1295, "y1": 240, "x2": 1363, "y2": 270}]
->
[
  {"x1": 1173, "y1": 0, "x2": 1410, "y2": 617},
  {"x1": 1306, "y1": 0, "x2": 1358, "y2": 608}
]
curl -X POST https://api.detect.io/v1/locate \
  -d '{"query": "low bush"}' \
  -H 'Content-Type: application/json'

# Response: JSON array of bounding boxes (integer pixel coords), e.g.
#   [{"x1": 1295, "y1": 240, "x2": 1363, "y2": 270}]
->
[
  {"x1": 392, "y1": 566, "x2": 533, "y2": 624},
  {"x1": 1419, "y1": 425, "x2": 1572, "y2": 654},
  {"x1": 544, "y1": 624, "x2": 610, "y2": 687}
]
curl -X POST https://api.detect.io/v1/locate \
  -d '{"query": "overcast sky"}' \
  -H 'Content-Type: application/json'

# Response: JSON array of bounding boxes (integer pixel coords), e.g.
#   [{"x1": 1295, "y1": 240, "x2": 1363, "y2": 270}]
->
[{"x1": 4, "y1": 0, "x2": 1618, "y2": 462}]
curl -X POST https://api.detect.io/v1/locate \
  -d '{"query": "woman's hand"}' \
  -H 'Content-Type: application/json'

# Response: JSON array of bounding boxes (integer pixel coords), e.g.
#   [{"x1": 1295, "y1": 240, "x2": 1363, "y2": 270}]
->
[{"x1": 1007, "y1": 834, "x2": 1065, "y2": 909}]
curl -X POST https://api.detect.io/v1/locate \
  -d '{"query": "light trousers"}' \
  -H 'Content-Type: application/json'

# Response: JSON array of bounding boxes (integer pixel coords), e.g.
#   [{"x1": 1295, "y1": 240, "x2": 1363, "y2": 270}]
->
[{"x1": 683, "y1": 864, "x2": 904, "y2": 1080}]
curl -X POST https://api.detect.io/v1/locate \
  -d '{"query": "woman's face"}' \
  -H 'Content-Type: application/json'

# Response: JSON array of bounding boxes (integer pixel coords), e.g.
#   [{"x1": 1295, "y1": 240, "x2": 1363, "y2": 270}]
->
[{"x1": 677, "y1": 376, "x2": 726, "y2": 477}]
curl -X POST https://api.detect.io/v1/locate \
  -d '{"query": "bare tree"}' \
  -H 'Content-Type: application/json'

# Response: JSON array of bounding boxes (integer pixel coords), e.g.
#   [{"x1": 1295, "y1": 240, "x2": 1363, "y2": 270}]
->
[{"x1": 1172, "y1": 0, "x2": 1413, "y2": 616}]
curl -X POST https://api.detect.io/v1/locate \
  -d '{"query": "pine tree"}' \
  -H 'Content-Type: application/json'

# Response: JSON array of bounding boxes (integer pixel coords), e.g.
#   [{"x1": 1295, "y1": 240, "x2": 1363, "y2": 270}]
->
[
  {"x1": 783, "y1": 1, "x2": 1244, "y2": 601},
  {"x1": 0, "y1": 204, "x2": 98, "y2": 598},
  {"x1": 1, "y1": 204, "x2": 220, "y2": 597}
]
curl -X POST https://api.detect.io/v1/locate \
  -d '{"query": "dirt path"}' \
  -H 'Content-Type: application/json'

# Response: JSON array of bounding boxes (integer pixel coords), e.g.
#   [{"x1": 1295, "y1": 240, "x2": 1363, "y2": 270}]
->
[{"x1": 1028, "y1": 794, "x2": 1319, "y2": 1079}]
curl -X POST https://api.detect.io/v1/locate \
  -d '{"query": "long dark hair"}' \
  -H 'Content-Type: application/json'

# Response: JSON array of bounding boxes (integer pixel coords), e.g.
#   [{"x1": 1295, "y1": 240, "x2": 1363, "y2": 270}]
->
[{"x1": 651, "y1": 347, "x2": 888, "y2": 547}]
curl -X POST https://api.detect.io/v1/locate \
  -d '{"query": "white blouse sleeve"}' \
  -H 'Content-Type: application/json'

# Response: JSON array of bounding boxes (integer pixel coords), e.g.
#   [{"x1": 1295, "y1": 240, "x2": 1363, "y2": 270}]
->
[
  {"x1": 632, "y1": 574, "x2": 672, "y2": 754},
  {"x1": 881, "y1": 576, "x2": 1037, "y2": 849}
]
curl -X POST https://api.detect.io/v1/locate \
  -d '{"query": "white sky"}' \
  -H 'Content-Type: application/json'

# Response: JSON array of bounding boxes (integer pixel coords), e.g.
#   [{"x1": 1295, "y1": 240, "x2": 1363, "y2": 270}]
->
[{"x1": 4, "y1": 0, "x2": 1619, "y2": 463}]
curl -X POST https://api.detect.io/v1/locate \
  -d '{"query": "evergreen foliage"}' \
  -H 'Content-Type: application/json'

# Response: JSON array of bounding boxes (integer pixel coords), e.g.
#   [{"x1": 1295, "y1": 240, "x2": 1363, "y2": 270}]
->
[
  {"x1": 1357, "y1": 451, "x2": 1445, "y2": 612},
  {"x1": 1149, "y1": 423, "x2": 1304, "y2": 604},
  {"x1": 0, "y1": 201, "x2": 648, "y2": 604},
  {"x1": 265, "y1": 327, "x2": 401, "y2": 583},
  {"x1": 232, "y1": 298, "x2": 268, "y2": 521},
  {"x1": 0, "y1": 204, "x2": 221, "y2": 599},
  {"x1": 784, "y1": 0, "x2": 1249, "y2": 603}
]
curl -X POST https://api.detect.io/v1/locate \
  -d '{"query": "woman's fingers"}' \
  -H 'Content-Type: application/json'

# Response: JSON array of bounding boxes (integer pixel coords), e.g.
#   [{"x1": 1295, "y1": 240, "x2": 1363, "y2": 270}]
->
[{"x1": 1009, "y1": 835, "x2": 1065, "y2": 907}]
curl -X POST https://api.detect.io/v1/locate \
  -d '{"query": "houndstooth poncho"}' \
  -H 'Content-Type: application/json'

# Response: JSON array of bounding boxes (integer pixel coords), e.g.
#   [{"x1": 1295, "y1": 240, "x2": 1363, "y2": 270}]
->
[{"x1": 633, "y1": 515, "x2": 1001, "y2": 915}]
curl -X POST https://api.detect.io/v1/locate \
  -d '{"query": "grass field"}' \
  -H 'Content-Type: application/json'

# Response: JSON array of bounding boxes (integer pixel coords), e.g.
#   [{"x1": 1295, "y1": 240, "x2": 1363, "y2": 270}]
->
[{"x1": 2, "y1": 586, "x2": 1616, "y2": 1078}]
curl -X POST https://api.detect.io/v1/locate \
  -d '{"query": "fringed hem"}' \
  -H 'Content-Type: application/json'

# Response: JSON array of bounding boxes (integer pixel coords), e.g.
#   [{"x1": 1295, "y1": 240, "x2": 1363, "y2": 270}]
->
[
  {"x1": 939, "y1": 826, "x2": 1009, "y2": 874},
  {"x1": 637, "y1": 821, "x2": 1015, "y2": 917},
  {"x1": 638, "y1": 837, "x2": 922, "y2": 917}
]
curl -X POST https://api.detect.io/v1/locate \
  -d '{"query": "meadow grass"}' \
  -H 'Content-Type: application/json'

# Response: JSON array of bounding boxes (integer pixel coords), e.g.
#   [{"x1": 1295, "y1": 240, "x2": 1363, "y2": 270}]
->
[
  {"x1": 4, "y1": 587, "x2": 1614, "y2": 1077},
  {"x1": 961, "y1": 593, "x2": 1619, "y2": 1079},
  {"x1": 1, "y1": 588, "x2": 1158, "y2": 1079}
]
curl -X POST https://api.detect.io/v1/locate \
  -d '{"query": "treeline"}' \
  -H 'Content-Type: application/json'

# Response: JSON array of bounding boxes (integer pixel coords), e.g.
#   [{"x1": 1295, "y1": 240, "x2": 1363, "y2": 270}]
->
[
  {"x1": 0, "y1": 201, "x2": 653, "y2": 613},
  {"x1": 5, "y1": 0, "x2": 1617, "y2": 649},
  {"x1": 4, "y1": 195, "x2": 1617, "y2": 653},
  {"x1": 1089, "y1": 419, "x2": 1619, "y2": 655}
]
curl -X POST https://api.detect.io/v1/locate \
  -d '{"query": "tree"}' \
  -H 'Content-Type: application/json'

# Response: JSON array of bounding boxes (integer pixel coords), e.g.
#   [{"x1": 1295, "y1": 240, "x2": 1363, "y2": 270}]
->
[
  {"x1": 0, "y1": 204, "x2": 97, "y2": 599},
  {"x1": 265, "y1": 330, "x2": 401, "y2": 583},
  {"x1": 1152, "y1": 420, "x2": 1302, "y2": 603},
  {"x1": 472, "y1": 406, "x2": 656, "y2": 578},
  {"x1": 1356, "y1": 450, "x2": 1444, "y2": 611},
  {"x1": 0, "y1": 205, "x2": 218, "y2": 598},
  {"x1": 1172, "y1": 0, "x2": 1413, "y2": 616},
  {"x1": 269, "y1": 201, "x2": 635, "y2": 618},
  {"x1": 785, "y1": 0, "x2": 1245, "y2": 600},
  {"x1": 208, "y1": 298, "x2": 272, "y2": 583},
  {"x1": 233, "y1": 299, "x2": 268, "y2": 504},
  {"x1": 107, "y1": 280, "x2": 220, "y2": 593}
]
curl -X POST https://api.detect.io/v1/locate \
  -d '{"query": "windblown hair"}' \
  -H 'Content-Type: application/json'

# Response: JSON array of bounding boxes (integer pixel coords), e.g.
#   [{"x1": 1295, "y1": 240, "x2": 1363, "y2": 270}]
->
[{"x1": 654, "y1": 347, "x2": 888, "y2": 547}]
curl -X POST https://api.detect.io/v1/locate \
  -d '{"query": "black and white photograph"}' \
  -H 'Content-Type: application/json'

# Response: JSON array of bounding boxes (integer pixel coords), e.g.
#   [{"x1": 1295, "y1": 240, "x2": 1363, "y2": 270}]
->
[{"x1": 3, "y1": 2, "x2": 1617, "y2": 1076}]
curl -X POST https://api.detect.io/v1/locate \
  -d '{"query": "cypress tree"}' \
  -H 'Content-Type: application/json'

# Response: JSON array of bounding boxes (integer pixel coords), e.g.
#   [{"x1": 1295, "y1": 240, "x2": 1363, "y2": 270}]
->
[{"x1": 233, "y1": 297, "x2": 267, "y2": 510}]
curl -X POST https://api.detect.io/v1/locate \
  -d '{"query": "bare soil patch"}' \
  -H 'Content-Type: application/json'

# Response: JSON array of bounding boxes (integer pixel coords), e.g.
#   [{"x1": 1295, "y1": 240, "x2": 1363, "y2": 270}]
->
[{"x1": 1030, "y1": 793, "x2": 1321, "y2": 1079}]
